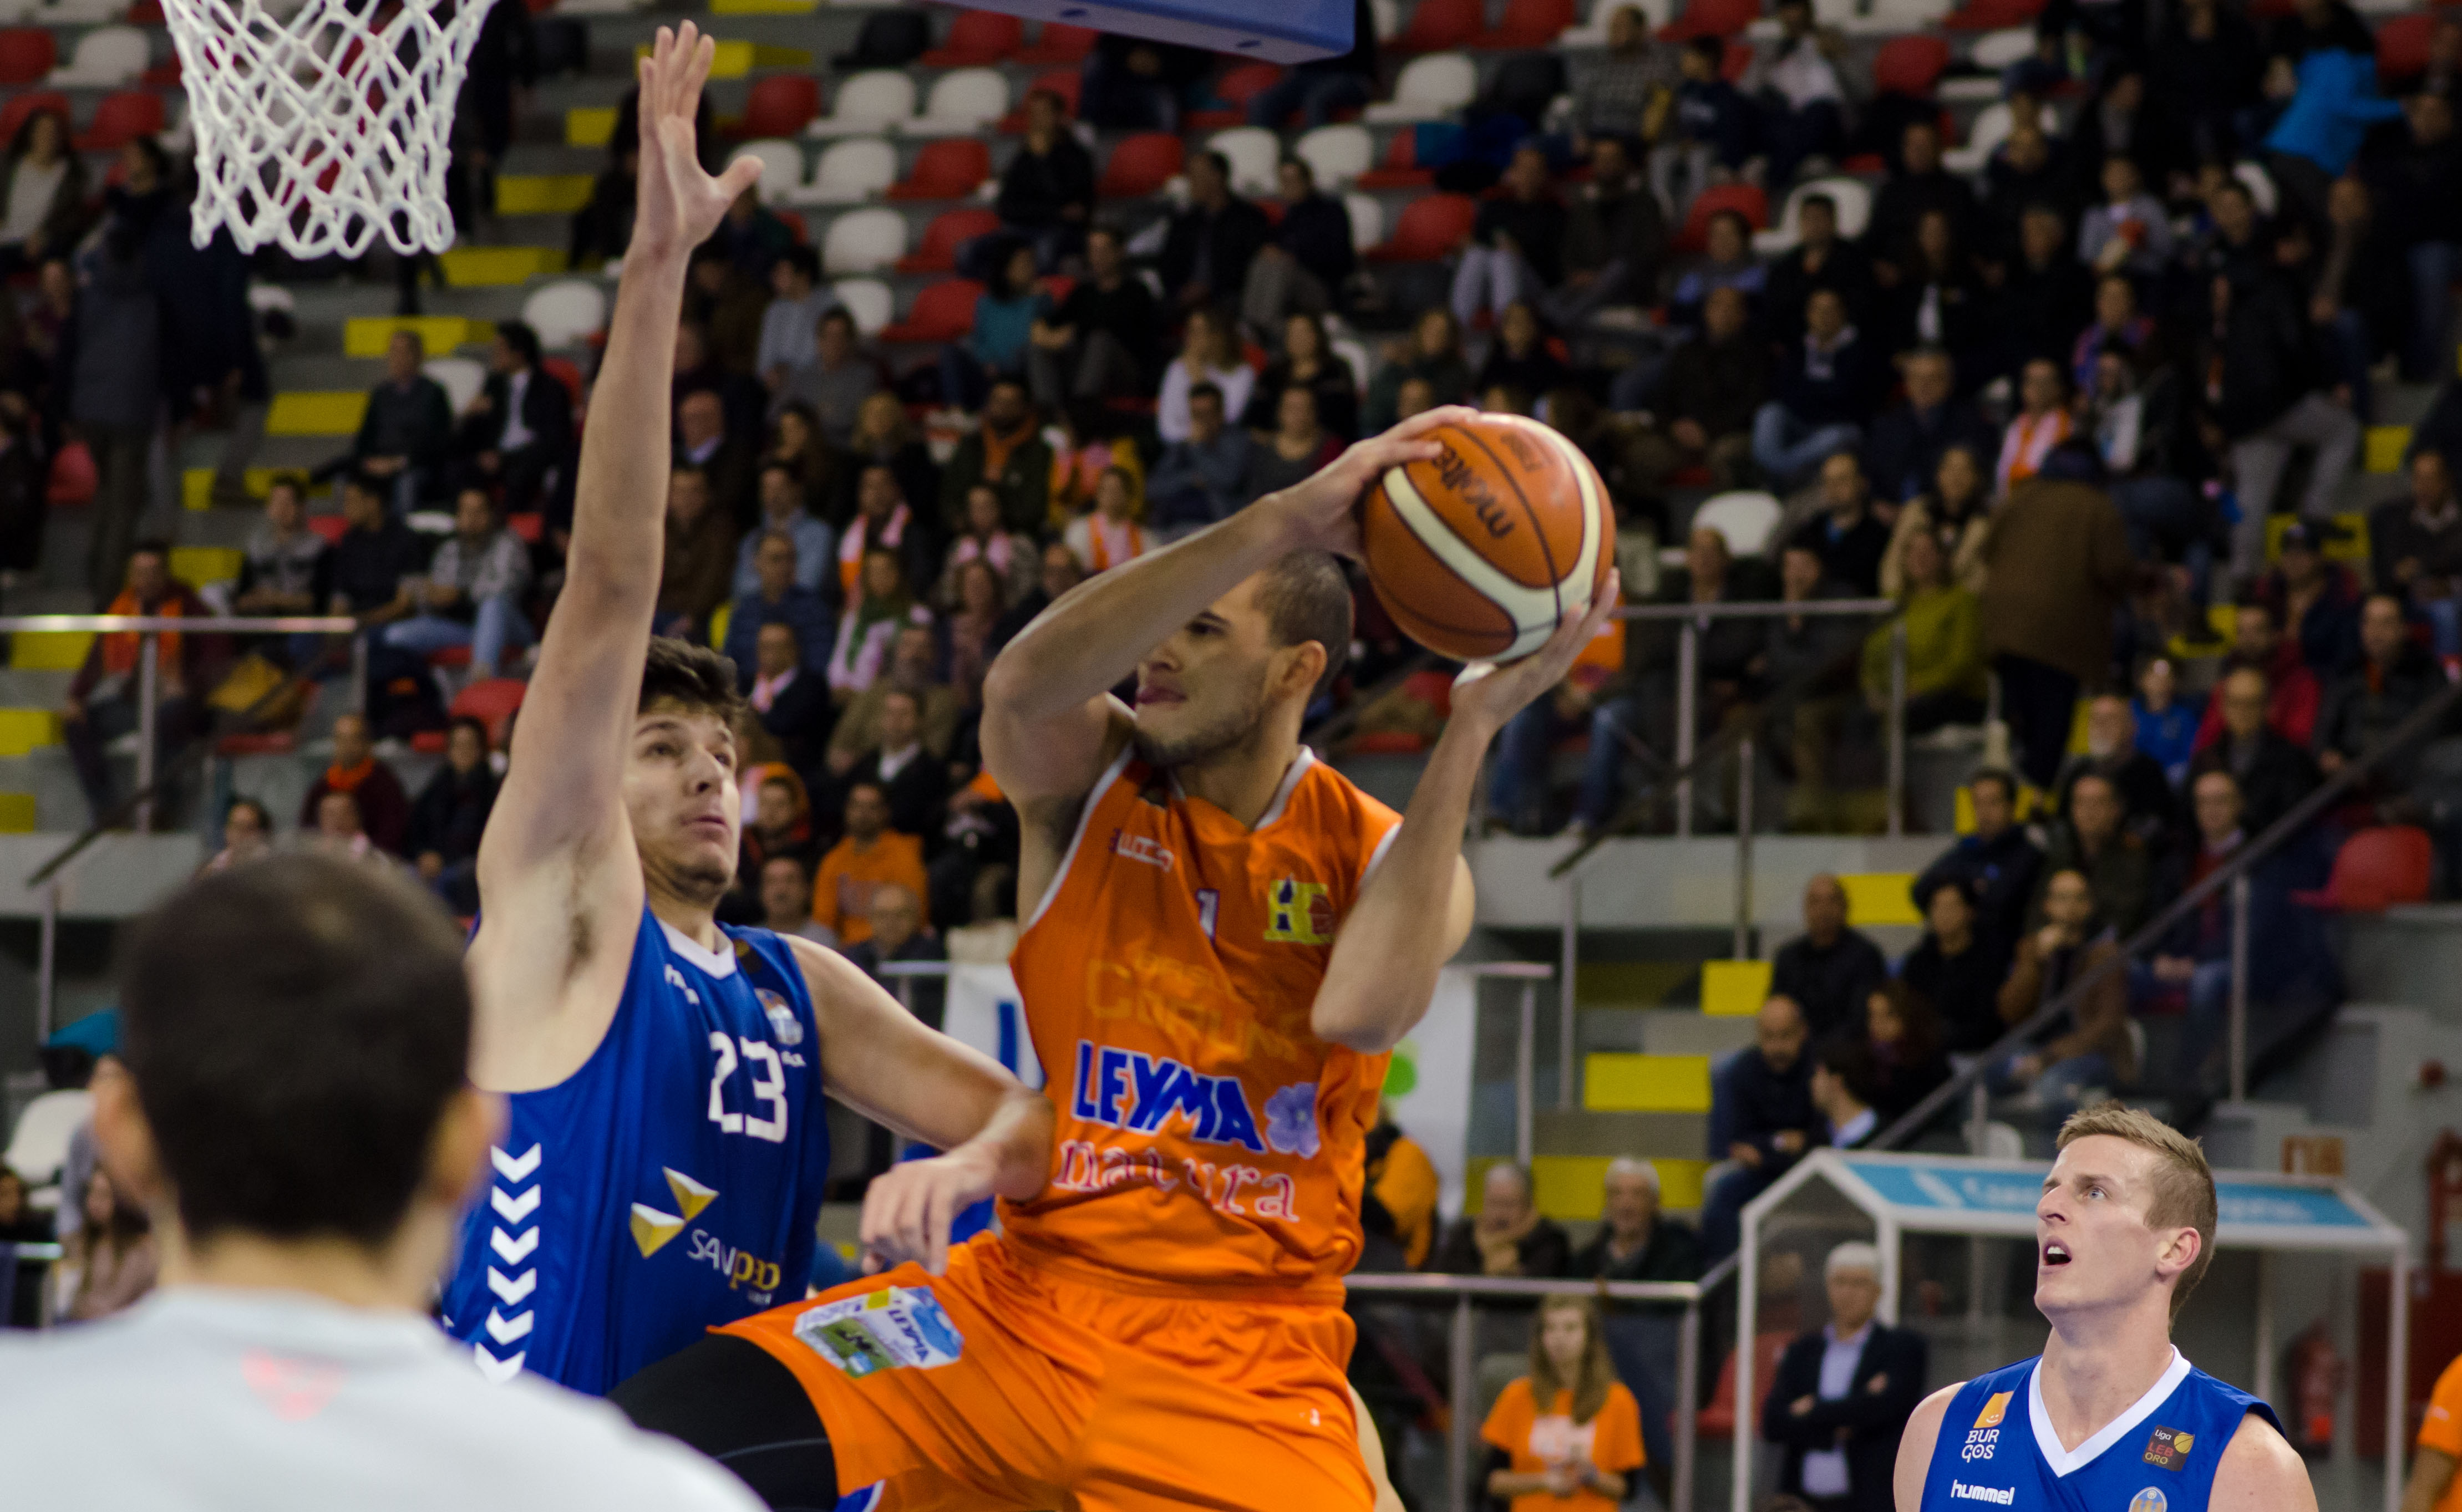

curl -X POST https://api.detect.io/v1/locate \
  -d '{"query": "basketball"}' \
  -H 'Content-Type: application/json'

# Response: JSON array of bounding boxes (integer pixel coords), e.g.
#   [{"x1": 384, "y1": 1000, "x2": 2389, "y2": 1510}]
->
[{"x1": 1359, "y1": 414, "x2": 1615, "y2": 664}]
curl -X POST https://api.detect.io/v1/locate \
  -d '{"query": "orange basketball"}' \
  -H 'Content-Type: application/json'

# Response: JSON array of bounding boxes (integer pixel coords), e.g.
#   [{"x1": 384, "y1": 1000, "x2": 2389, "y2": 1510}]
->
[{"x1": 1358, "y1": 414, "x2": 1615, "y2": 663}]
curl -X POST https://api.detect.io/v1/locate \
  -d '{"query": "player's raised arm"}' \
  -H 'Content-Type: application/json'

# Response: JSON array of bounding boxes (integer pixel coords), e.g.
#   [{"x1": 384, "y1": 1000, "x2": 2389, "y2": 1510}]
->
[
  {"x1": 979, "y1": 406, "x2": 1479, "y2": 805},
  {"x1": 1311, "y1": 574, "x2": 1617, "y2": 1053}
]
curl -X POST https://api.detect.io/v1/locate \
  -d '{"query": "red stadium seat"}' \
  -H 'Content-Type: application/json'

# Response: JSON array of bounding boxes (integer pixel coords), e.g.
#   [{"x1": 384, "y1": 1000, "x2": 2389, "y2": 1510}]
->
[
  {"x1": 541, "y1": 356, "x2": 584, "y2": 407},
  {"x1": 506, "y1": 512, "x2": 544, "y2": 544},
  {"x1": 741, "y1": 74, "x2": 819, "y2": 139},
  {"x1": 886, "y1": 138, "x2": 991, "y2": 201},
  {"x1": 897, "y1": 206, "x2": 1000, "y2": 273},
  {"x1": 306, "y1": 515, "x2": 347, "y2": 545},
  {"x1": 2293, "y1": 827, "x2": 2434, "y2": 912},
  {"x1": 0, "y1": 30, "x2": 56, "y2": 85},
  {"x1": 1354, "y1": 129, "x2": 1432, "y2": 189},
  {"x1": 1098, "y1": 131, "x2": 1184, "y2": 198},
  {"x1": 1192, "y1": 60, "x2": 1282, "y2": 128},
  {"x1": 1673, "y1": 182, "x2": 1769, "y2": 252},
  {"x1": 1366, "y1": 192, "x2": 1475, "y2": 262},
  {"x1": 1393, "y1": 0, "x2": 1481, "y2": 52},
  {"x1": 126, "y1": 0, "x2": 163, "y2": 22},
  {"x1": 1698, "y1": 1333, "x2": 1794, "y2": 1439},
  {"x1": 1474, "y1": 0, "x2": 1576, "y2": 48},
  {"x1": 77, "y1": 90, "x2": 164, "y2": 152},
  {"x1": 453, "y1": 678, "x2": 529, "y2": 749},
  {"x1": 879, "y1": 278, "x2": 983, "y2": 343},
  {"x1": 45, "y1": 440, "x2": 94, "y2": 506},
  {"x1": 1015, "y1": 21, "x2": 1097, "y2": 64},
  {"x1": 922, "y1": 9, "x2": 1022, "y2": 67},
  {"x1": 2379, "y1": 12, "x2": 2436, "y2": 80},
  {"x1": 1660, "y1": 0, "x2": 1757, "y2": 40},
  {"x1": 999, "y1": 68, "x2": 1080, "y2": 131},
  {"x1": 1943, "y1": 0, "x2": 2044, "y2": 29},
  {"x1": 1872, "y1": 34, "x2": 1950, "y2": 96}
]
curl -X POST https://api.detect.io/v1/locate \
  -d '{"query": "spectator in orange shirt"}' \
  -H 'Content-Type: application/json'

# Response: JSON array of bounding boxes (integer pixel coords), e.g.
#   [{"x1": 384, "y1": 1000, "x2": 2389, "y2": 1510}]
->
[
  {"x1": 809, "y1": 778, "x2": 928, "y2": 946},
  {"x1": 2404, "y1": 1348, "x2": 2462, "y2": 1512},
  {"x1": 299, "y1": 712, "x2": 412, "y2": 856},
  {"x1": 1481, "y1": 1295, "x2": 1645, "y2": 1512}
]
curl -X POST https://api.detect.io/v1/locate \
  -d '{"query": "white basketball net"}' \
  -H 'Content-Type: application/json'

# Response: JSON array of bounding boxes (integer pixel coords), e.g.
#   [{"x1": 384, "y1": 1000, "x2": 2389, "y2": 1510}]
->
[{"x1": 162, "y1": 0, "x2": 496, "y2": 258}]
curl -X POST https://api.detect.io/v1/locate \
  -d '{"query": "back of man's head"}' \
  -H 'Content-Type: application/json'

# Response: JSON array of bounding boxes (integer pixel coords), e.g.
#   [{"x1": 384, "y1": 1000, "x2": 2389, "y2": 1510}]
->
[{"x1": 116, "y1": 856, "x2": 473, "y2": 1248}]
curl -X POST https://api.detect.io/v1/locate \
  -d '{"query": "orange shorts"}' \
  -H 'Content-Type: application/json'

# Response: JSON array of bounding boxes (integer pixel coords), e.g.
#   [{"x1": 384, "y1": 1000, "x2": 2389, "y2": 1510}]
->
[{"x1": 719, "y1": 1234, "x2": 1373, "y2": 1512}]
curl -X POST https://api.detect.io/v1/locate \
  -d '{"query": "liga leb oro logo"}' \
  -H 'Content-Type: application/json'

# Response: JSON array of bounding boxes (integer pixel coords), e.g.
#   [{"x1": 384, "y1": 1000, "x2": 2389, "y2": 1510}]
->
[
  {"x1": 1973, "y1": 1391, "x2": 2013, "y2": 1429},
  {"x1": 2142, "y1": 1425, "x2": 2195, "y2": 1470}
]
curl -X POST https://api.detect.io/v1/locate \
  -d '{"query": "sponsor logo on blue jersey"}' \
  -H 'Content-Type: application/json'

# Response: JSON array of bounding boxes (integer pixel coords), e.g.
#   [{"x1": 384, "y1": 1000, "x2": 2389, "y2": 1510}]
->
[
  {"x1": 1071, "y1": 1041, "x2": 1266, "y2": 1153},
  {"x1": 1949, "y1": 1483, "x2": 2014, "y2": 1505}
]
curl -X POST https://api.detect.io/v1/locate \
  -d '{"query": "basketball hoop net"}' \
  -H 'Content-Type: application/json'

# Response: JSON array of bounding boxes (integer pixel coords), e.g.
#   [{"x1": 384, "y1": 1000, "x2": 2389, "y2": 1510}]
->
[{"x1": 161, "y1": 0, "x2": 497, "y2": 258}]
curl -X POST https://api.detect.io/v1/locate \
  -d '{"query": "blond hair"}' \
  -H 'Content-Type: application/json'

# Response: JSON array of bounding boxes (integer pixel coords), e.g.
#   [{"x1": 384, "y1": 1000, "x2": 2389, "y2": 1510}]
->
[
  {"x1": 2056, "y1": 1102, "x2": 2217, "y2": 1316},
  {"x1": 1528, "y1": 1294, "x2": 1618, "y2": 1424}
]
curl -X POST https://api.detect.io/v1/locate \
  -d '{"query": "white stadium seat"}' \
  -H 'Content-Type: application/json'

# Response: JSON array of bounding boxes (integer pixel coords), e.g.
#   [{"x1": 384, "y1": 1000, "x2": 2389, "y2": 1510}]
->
[
  {"x1": 1753, "y1": 175, "x2": 1873, "y2": 253},
  {"x1": 1295, "y1": 123, "x2": 1372, "y2": 187},
  {"x1": 1942, "y1": 101, "x2": 2014, "y2": 174},
  {"x1": 4, "y1": 1089, "x2": 92, "y2": 1188},
  {"x1": 908, "y1": 68, "x2": 1009, "y2": 135},
  {"x1": 821, "y1": 207, "x2": 907, "y2": 275},
  {"x1": 737, "y1": 138, "x2": 806, "y2": 206},
  {"x1": 1205, "y1": 126, "x2": 1281, "y2": 198},
  {"x1": 1968, "y1": 26, "x2": 2037, "y2": 69},
  {"x1": 830, "y1": 278, "x2": 893, "y2": 337},
  {"x1": 50, "y1": 24, "x2": 146, "y2": 85},
  {"x1": 1364, "y1": 53, "x2": 1477, "y2": 124},
  {"x1": 424, "y1": 357, "x2": 486, "y2": 415},
  {"x1": 521, "y1": 280, "x2": 608, "y2": 349},
  {"x1": 793, "y1": 137, "x2": 896, "y2": 205},
  {"x1": 806, "y1": 70, "x2": 917, "y2": 138},
  {"x1": 1344, "y1": 191, "x2": 1383, "y2": 253},
  {"x1": 1692, "y1": 491, "x2": 1784, "y2": 558}
]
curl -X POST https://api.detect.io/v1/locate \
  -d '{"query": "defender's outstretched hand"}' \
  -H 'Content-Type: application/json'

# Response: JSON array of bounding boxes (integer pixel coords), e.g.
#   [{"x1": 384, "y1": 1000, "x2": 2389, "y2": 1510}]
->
[
  {"x1": 1262, "y1": 405, "x2": 1486, "y2": 559},
  {"x1": 1446, "y1": 569, "x2": 1623, "y2": 736},
  {"x1": 632, "y1": 23, "x2": 765, "y2": 266}
]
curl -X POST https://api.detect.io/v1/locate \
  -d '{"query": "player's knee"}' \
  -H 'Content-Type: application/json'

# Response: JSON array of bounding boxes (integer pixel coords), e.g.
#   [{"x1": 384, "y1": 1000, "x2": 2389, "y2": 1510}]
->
[{"x1": 611, "y1": 1334, "x2": 841, "y2": 1510}]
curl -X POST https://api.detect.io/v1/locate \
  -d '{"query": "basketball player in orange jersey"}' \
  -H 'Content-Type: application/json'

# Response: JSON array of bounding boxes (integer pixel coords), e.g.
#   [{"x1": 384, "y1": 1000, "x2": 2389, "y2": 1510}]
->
[{"x1": 614, "y1": 406, "x2": 1620, "y2": 1511}]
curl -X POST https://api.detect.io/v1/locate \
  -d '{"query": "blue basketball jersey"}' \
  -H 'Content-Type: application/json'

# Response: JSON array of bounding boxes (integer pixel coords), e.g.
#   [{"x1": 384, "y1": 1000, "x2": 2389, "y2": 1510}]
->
[
  {"x1": 439, "y1": 907, "x2": 833, "y2": 1396},
  {"x1": 1920, "y1": 1350, "x2": 2280, "y2": 1512}
]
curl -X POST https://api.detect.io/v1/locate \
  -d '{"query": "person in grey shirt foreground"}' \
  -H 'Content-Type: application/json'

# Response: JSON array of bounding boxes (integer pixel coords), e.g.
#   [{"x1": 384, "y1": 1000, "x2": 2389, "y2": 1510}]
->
[{"x1": 0, "y1": 852, "x2": 760, "y2": 1512}]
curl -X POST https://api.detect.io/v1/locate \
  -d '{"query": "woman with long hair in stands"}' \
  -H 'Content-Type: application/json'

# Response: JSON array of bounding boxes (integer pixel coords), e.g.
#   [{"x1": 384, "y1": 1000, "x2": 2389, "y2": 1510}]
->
[
  {"x1": 61, "y1": 1167, "x2": 155, "y2": 1322},
  {"x1": 1481, "y1": 1294, "x2": 1646, "y2": 1512}
]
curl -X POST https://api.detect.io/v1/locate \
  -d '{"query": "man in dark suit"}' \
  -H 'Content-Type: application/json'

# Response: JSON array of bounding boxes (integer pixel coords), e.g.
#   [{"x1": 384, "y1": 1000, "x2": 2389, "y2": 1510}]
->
[
  {"x1": 841, "y1": 687, "x2": 948, "y2": 843},
  {"x1": 744, "y1": 620, "x2": 835, "y2": 789},
  {"x1": 2187, "y1": 666, "x2": 2322, "y2": 836},
  {"x1": 1156, "y1": 150, "x2": 1271, "y2": 314},
  {"x1": 674, "y1": 388, "x2": 758, "y2": 530},
  {"x1": 1760, "y1": 1240, "x2": 1927, "y2": 1512},
  {"x1": 456, "y1": 320, "x2": 574, "y2": 514}
]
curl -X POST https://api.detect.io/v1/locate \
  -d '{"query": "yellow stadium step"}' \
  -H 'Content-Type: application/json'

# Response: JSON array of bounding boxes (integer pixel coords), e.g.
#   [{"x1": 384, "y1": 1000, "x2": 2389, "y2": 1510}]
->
[
  {"x1": 633, "y1": 38, "x2": 811, "y2": 77},
  {"x1": 1464, "y1": 1155, "x2": 1713, "y2": 1218},
  {"x1": 567, "y1": 106, "x2": 616, "y2": 148},
  {"x1": 268, "y1": 391, "x2": 369, "y2": 437},
  {"x1": 1583, "y1": 1053, "x2": 1712, "y2": 1113},
  {"x1": 172, "y1": 547, "x2": 243, "y2": 588},
  {"x1": 9, "y1": 631, "x2": 92, "y2": 670},
  {"x1": 440, "y1": 246, "x2": 567, "y2": 287},
  {"x1": 343, "y1": 314, "x2": 490, "y2": 359},
  {"x1": 1835, "y1": 873, "x2": 1922, "y2": 927},
  {"x1": 0, "y1": 793, "x2": 34, "y2": 832},
  {"x1": 181, "y1": 466, "x2": 293, "y2": 512},
  {"x1": 0, "y1": 709, "x2": 61, "y2": 756},
  {"x1": 1700, "y1": 959, "x2": 1771, "y2": 1017},
  {"x1": 2367, "y1": 425, "x2": 2410, "y2": 474},
  {"x1": 496, "y1": 174, "x2": 595, "y2": 216},
  {"x1": 2264, "y1": 511, "x2": 2368, "y2": 566}
]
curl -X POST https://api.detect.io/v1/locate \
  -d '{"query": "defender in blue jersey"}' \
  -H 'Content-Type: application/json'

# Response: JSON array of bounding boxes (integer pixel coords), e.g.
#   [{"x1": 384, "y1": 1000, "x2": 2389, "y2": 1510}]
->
[
  {"x1": 1894, "y1": 1105, "x2": 2313, "y2": 1512},
  {"x1": 439, "y1": 27, "x2": 1053, "y2": 1397}
]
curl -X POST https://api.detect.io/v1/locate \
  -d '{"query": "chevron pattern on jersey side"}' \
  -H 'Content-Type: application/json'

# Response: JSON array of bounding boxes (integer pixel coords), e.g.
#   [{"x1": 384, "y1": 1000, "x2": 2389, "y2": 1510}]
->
[{"x1": 474, "y1": 1141, "x2": 541, "y2": 1383}]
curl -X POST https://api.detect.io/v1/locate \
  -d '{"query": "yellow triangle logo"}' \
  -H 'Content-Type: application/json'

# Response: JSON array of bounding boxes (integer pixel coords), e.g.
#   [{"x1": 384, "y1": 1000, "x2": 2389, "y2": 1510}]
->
[
  {"x1": 630, "y1": 1203, "x2": 684, "y2": 1256},
  {"x1": 664, "y1": 1168, "x2": 717, "y2": 1221}
]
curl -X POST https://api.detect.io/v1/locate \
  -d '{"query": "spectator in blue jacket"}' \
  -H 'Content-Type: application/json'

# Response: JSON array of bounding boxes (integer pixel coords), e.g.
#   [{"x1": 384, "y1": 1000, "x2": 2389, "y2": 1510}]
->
[
  {"x1": 1651, "y1": 35, "x2": 1757, "y2": 216},
  {"x1": 732, "y1": 461, "x2": 833, "y2": 601},
  {"x1": 938, "y1": 242, "x2": 1050, "y2": 414},
  {"x1": 2263, "y1": 46, "x2": 2404, "y2": 236},
  {"x1": 722, "y1": 530, "x2": 835, "y2": 684},
  {"x1": 1700, "y1": 995, "x2": 1820, "y2": 1263},
  {"x1": 1147, "y1": 381, "x2": 1255, "y2": 537}
]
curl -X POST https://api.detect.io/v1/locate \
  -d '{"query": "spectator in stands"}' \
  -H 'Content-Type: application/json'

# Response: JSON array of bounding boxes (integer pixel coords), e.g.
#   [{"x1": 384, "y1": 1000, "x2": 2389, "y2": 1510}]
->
[
  {"x1": 1810, "y1": 1037, "x2": 1879, "y2": 1150},
  {"x1": 774, "y1": 309, "x2": 878, "y2": 447},
  {"x1": 1243, "y1": 386, "x2": 1343, "y2": 502},
  {"x1": 1789, "y1": 451, "x2": 1889, "y2": 596},
  {"x1": 1552, "y1": 135, "x2": 1668, "y2": 333},
  {"x1": 2033, "y1": 772, "x2": 2157, "y2": 938},
  {"x1": 327, "y1": 474, "x2": 423, "y2": 634},
  {"x1": 938, "y1": 481, "x2": 1038, "y2": 607},
  {"x1": 1742, "y1": 0, "x2": 1852, "y2": 189},
  {"x1": 1159, "y1": 151, "x2": 1271, "y2": 317},
  {"x1": 1901, "y1": 875, "x2": 2011, "y2": 1055},
  {"x1": 2383, "y1": 93, "x2": 2462, "y2": 382},
  {"x1": 1082, "y1": 31, "x2": 1207, "y2": 131},
  {"x1": 63, "y1": 543, "x2": 217, "y2": 829},
  {"x1": 1877, "y1": 208, "x2": 1987, "y2": 380},
  {"x1": 568, "y1": 130, "x2": 638, "y2": 269},
  {"x1": 941, "y1": 243, "x2": 1051, "y2": 416},
  {"x1": 2079, "y1": 156, "x2": 2176, "y2": 280},
  {"x1": 1861, "y1": 981, "x2": 1950, "y2": 1126},
  {"x1": 1158, "y1": 307, "x2": 1253, "y2": 446},
  {"x1": 231, "y1": 476, "x2": 332, "y2": 666},
  {"x1": 1625, "y1": 284, "x2": 1766, "y2": 486},
  {"x1": 71, "y1": 227, "x2": 164, "y2": 606},
  {"x1": 408, "y1": 715, "x2": 496, "y2": 914},
  {"x1": 1567, "y1": 6, "x2": 1671, "y2": 145},
  {"x1": 2070, "y1": 275, "x2": 2158, "y2": 396},
  {"x1": 1755, "y1": 289, "x2": 1884, "y2": 489},
  {"x1": 997, "y1": 88, "x2": 1095, "y2": 269},
  {"x1": 1064, "y1": 465, "x2": 1150, "y2": 574},
  {"x1": 1995, "y1": 359, "x2": 2077, "y2": 495},
  {"x1": 1702, "y1": 996, "x2": 1818, "y2": 1261},
  {"x1": 992, "y1": 541, "x2": 1083, "y2": 659},
  {"x1": 1996, "y1": 205, "x2": 2098, "y2": 385},
  {"x1": 840, "y1": 685, "x2": 950, "y2": 838},
  {"x1": 1994, "y1": 869, "x2": 2135, "y2": 1114},
  {"x1": 2370, "y1": 448, "x2": 2462, "y2": 655},
  {"x1": 1243, "y1": 159, "x2": 1356, "y2": 338},
  {"x1": 2056, "y1": 694, "x2": 2178, "y2": 842},
  {"x1": 2307, "y1": 177, "x2": 2409, "y2": 425},
  {"x1": 1360, "y1": 1103, "x2": 1440, "y2": 1272},
  {"x1": 654, "y1": 465, "x2": 737, "y2": 643},
  {"x1": 722, "y1": 528, "x2": 834, "y2": 681},
  {"x1": 757, "y1": 248, "x2": 829, "y2": 394},
  {"x1": 1981, "y1": 124, "x2": 2073, "y2": 262},
  {"x1": 2316, "y1": 591, "x2": 2446, "y2": 792},
  {"x1": 1871, "y1": 349, "x2": 1989, "y2": 510},
  {"x1": 1981, "y1": 454, "x2": 2134, "y2": 790},
  {"x1": 692, "y1": 243, "x2": 776, "y2": 395},
  {"x1": 1771, "y1": 875, "x2": 1889, "y2": 1043},
  {"x1": 0, "y1": 109, "x2": 87, "y2": 276},
  {"x1": 1148, "y1": 381, "x2": 1255, "y2": 537},
  {"x1": 2262, "y1": 41, "x2": 2403, "y2": 240},
  {"x1": 1768, "y1": 194, "x2": 1876, "y2": 352},
  {"x1": 759, "y1": 854, "x2": 834, "y2": 946},
  {"x1": 299, "y1": 711, "x2": 409, "y2": 856},
  {"x1": 811, "y1": 778, "x2": 930, "y2": 946},
  {"x1": 456, "y1": 321, "x2": 572, "y2": 516},
  {"x1": 1913, "y1": 767, "x2": 2043, "y2": 949},
  {"x1": 1364, "y1": 308, "x2": 1472, "y2": 432},
  {"x1": 1762, "y1": 1240, "x2": 1926, "y2": 1512},
  {"x1": 829, "y1": 549, "x2": 932, "y2": 702},
  {"x1": 945, "y1": 560, "x2": 1006, "y2": 710},
  {"x1": 733, "y1": 461, "x2": 834, "y2": 601},
  {"x1": 1452, "y1": 145, "x2": 1567, "y2": 328},
  {"x1": 675, "y1": 388, "x2": 757, "y2": 529},
  {"x1": 1667, "y1": 207, "x2": 1768, "y2": 333},
  {"x1": 1243, "y1": 312, "x2": 1358, "y2": 444},
  {"x1": 349, "y1": 330, "x2": 453, "y2": 517},
  {"x1": 839, "y1": 462, "x2": 930, "y2": 604},
  {"x1": 940, "y1": 378, "x2": 1053, "y2": 537},
  {"x1": 1869, "y1": 120, "x2": 1979, "y2": 275},
  {"x1": 1481, "y1": 1297, "x2": 1644, "y2": 1509},
  {"x1": 1866, "y1": 525, "x2": 1986, "y2": 735},
  {"x1": 2192, "y1": 665, "x2": 2323, "y2": 834},
  {"x1": 383, "y1": 487, "x2": 534, "y2": 681},
  {"x1": 2257, "y1": 519, "x2": 2364, "y2": 679},
  {"x1": 204, "y1": 797, "x2": 275, "y2": 874},
  {"x1": 2135, "y1": 656, "x2": 2198, "y2": 787},
  {"x1": 1653, "y1": 36, "x2": 1754, "y2": 216},
  {"x1": 745, "y1": 622, "x2": 834, "y2": 779},
  {"x1": 2147, "y1": 769, "x2": 2250, "y2": 1076},
  {"x1": 1762, "y1": 543, "x2": 1864, "y2": 829},
  {"x1": 1431, "y1": 1163, "x2": 1570, "y2": 1278},
  {"x1": 845, "y1": 882, "x2": 947, "y2": 1029},
  {"x1": 1572, "y1": 1157, "x2": 1701, "y2": 1283},
  {"x1": 1479, "y1": 304, "x2": 1572, "y2": 407},
  {"x1": 766, "y1": 400, "x2": 843, "y2": 524},
  {"x1": 1026, "y1": 225, "x2": 1158, "y2": 410},
  {"x1": 63, "y1": 1167, "x2": 154, "y2": 1322},
  {"x1": 2152, "y1": 0, "x2": 2266, "y2": 169},
  {"x1": 2203, "y1": 268, "x2": 2361, "y2": 590}
]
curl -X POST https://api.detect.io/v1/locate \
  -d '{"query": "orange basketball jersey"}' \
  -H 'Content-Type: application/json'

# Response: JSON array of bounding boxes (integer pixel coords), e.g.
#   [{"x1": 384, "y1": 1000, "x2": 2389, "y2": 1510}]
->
[{"x1": 1002, "y1": 745, "x2": 1403, "y2": 1300}]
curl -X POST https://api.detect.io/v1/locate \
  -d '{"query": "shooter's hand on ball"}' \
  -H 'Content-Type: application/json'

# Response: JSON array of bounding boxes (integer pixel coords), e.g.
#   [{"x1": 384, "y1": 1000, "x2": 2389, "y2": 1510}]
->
[
  {"x1": 1445, "y1": 572, "x2": 1622, "y2": 741},
  {"x1": 1260, "y1": 405, "x2": 1483, "y2": 558}
]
